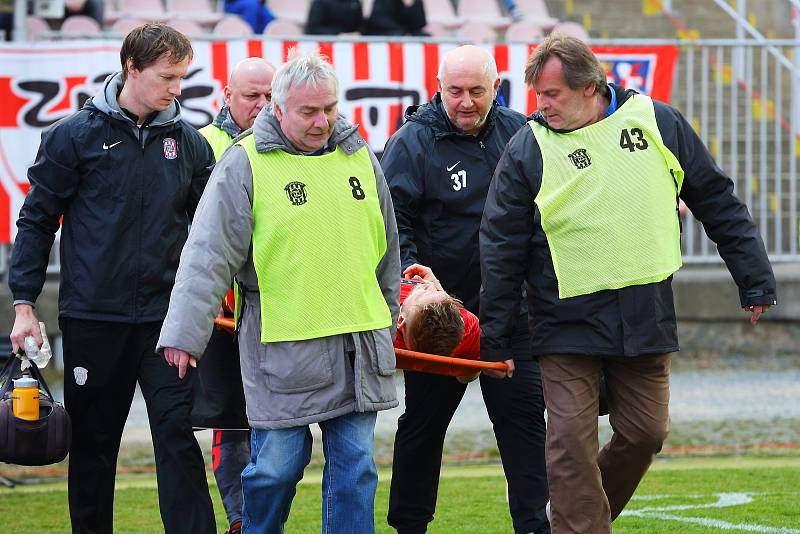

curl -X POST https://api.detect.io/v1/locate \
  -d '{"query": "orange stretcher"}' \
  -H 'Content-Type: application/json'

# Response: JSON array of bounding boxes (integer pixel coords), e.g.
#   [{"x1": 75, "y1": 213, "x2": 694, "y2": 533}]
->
[{"x1": 212, "y1": 317, "x2": 508, "y2": 377}]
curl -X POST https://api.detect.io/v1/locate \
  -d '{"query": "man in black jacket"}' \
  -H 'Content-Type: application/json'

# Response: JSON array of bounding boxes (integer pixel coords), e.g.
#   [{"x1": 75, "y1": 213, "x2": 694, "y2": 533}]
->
[
  {"x1": 480, "y1": 35, "x2": 776, "y2": 533},
  {"x1": 383, "y1": 45, "x2": 549, "y2": 534},
  {"x1": 9, "y1": 24, "x2": 216, "y2": 534}
]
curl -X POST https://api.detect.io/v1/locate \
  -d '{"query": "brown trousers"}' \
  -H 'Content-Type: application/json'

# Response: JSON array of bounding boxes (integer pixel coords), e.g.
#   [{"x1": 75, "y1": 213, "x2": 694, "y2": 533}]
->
[{"x1": 539, "y1": 353, "x2": 672, "y2": 534}]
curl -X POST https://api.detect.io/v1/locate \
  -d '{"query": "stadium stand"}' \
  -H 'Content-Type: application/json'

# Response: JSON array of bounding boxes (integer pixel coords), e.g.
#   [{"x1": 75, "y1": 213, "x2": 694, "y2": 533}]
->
[
  {"x1": 505, "y1": 20, "x2": 544, "y2": 42},
  {"x1": 422, "y1": 0, "x2": 460, "y2": 30},
  {"x1": 265, "y1": 19, "x2": 304, "y2": 36},
  {"x1": 25, "y1": 16, "x2": 50, "y2": 41},
  {"x1": 269, "y1": 0, "x2": 311, "y2": 25},
  {"x1": 457, "y1": 0, "x2": 508, "y2": 29},
  {"x1": 456, "y1": 20, "x2": 496, "y2": 42},
  {"x1": 116, "y1": 0, "x2": 166, "y2": 21},
  {"x1": 165, "y1": 17, "x2": 204, "y2": 36},
  {"x1": 61, "y1": 14, "x2": 103, "y2": 34},
  {"x1": 550, "y1": 20, "x2": 590, "y2": 40},
  {"x1": 515, "y1": 0, "x2": 557, "y2": 30},
  {"x1": 165, "y1": 0, "x2": 223, "y2": 26},
  {"x1": 110, "y1": 17, "x2": 148, "y2": 34},
  {"x1": 423, "y1": 20, "x2": 450, "y2": 37},
  {"x1": 213, "y1": 14, "x2": 254, "y2": 36}
]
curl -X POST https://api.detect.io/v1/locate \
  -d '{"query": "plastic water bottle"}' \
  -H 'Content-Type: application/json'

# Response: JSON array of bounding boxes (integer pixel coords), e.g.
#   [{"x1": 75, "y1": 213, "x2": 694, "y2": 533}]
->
[
  {"x1": 12, "y1": 374, "x2": 39, "y2": 420},
  {"x1": 21, "y1": 322, "x2": 52, "y2": 369}
]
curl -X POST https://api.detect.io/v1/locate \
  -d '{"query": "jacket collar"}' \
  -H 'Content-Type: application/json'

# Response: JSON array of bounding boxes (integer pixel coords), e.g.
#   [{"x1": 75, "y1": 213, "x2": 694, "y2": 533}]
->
[
  {"x1": 404, "y1": 92, "x2": 499, "y2": 141},
  {"x1": 251, "y1": 107, "x2": 366, "y2": 156},
  {"x1": 531, "y1": 83, "x2": 635, "y2": 133}
]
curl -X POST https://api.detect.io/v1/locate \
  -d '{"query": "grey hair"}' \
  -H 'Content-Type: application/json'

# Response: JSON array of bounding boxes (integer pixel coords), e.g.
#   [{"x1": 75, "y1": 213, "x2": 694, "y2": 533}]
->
[
  {"x1": 271, "y1": 49, "x2": 338, "y2": 109},
  {"x1": 437, "y1": 46, "x2": 499, "y2": 86}
]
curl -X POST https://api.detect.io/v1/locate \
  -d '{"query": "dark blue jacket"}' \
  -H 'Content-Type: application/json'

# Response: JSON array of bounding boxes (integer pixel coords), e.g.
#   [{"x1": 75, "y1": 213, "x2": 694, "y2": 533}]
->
[
  {"x1": 9, "y1": 73, "x2": 214, "y2": 323},
  {"x1": 382, "y1": 94, "x2": 527, "y2": 316},
  {"x1": 480, "y1": 85, "x2": 777, "y2": 360}
]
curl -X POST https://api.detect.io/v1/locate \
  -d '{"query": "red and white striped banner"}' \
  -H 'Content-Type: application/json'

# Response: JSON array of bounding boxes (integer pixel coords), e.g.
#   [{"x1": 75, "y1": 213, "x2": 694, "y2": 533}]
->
[{"x1": 0, "y1": 39, "x2": 678, "y2": 243}]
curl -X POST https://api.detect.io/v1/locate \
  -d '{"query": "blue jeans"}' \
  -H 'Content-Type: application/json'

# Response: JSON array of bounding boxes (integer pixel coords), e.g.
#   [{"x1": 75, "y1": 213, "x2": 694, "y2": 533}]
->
[{"x1": 241, "y1": 411, "x2": 378, "y2": 534}]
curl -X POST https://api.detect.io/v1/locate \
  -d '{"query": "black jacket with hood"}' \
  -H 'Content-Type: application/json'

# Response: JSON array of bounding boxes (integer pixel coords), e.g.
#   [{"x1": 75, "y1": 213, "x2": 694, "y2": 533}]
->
[
  {"x1": 479, "y1": 84, "x2": 777, "y2": 361},
  {"x1": 382, "y1": 93, "x2": 528, "y2": 326},
  {"x1": 10, "y1": 72, "x2": 214, "y2": 323}
]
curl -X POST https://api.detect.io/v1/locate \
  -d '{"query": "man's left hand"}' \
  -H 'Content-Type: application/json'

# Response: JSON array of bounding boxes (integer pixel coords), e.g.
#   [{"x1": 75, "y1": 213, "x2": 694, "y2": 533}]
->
[
  {"x1": 163, "y1": 347, "x2": 197, "y2": 379},
  {"x1": 746, "y1": 304, "x2": 771, "y2": 325},
  {"x1": 484, "y1": 359, "x2": 514, "y2": 379}
]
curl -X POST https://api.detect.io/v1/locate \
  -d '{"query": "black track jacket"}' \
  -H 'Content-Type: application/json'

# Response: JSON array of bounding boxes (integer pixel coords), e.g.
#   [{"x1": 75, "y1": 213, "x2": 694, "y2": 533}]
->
[
  {"x1": 479, "y1": 84, "x2": 777, "y2": 361},
  {"x1": 382, "y1": 94, "x2": 529, "y2": 344},
  {"x1": 9, "y1": 73, "x2": 214, "y2": 323}
]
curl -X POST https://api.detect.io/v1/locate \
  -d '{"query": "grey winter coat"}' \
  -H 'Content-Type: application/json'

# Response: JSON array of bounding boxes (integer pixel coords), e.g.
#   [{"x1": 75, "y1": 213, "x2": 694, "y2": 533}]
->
[{"x1": 157, "y1": 109, "x2": 401, "y2": 429}]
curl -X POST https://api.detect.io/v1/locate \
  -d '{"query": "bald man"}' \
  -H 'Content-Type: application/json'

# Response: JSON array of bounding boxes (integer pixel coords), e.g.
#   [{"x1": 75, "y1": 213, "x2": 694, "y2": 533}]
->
[
  {"x1": 200, "y1": 57, "x2": 276, "y2": 157},
  {"x1": 194, "y1": 56, "x2": 275, "y2": 534},
  {"x1": 382, "y1": 45, "x2": 549, "y2": 534}
]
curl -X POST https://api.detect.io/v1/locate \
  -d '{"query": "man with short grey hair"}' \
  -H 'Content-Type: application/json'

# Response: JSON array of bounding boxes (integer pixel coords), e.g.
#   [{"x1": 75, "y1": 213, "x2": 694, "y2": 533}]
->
[
  {"x1": 194, "y1": 55, "x2": 276, "y2": 534},
  {"x1": 157, "y1": 51, "x2": 400, "y2": 533}
]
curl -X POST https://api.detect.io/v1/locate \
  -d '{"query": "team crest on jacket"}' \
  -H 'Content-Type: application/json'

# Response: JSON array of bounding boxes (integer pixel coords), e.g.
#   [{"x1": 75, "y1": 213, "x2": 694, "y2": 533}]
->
[
  {"x1": 163, "y1": 138, "x2": 178, "y2": 159},
  {"x1": 568, "y1": 148, "x2": 591, "y2": 169},
  {"x1": 285, "y1": 181, "x2": 307, "y2": 205}
]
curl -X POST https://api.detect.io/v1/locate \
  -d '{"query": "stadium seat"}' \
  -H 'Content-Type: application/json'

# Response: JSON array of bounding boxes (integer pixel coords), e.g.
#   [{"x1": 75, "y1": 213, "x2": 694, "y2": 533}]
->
[
  {"x1": 213, "y1": 15, "x2": 253, "y2": 36},
  {"x1": 25, "y1": 16, "x2": 51, "y2": 41},
  {"x1": 456, "y1": 21, "x2": 496, "y2": 43},
  {"x1": 423, "y1": 0, "x2": 461, "y2": 29},
  {"x1": 515, "y1": 0, "x2": 558, "y2": 30},
  {"x1": 505, "y1": 20, "x2": 543, "y2": 42},
  {"x1": 423, "y1": 21, "x2": 451, "y2": 37},
  {"x1": 457, "y1": 0, "x2": 507, "y2": 28},
  {"x1": 117, "y1": 0, "x2": 166, "y2": 20},
  {"x1": 166, "y1": 18, "x2": 205, "y2": 36},
  {"x1": 110, "y1": 17, "x2": 148, "y2": 34},
  {"x1": 550, "y1": 21, "x2": 590, "y2": 41},
  {"x1": 267, "y1": 0, "x2": 310, "y2": 25},
  {"x1": 60, "y1": 15, "x2": 103, "y2": 35},
  {"x1": 165, "y1": 0, "x2": 223, "y2": 26},
  {"x1": 103, "y1": 0, "x2": 121, "y2": 24},
  {"x1": 264, "y1": 19, "x2": 303, "y2": 36}
]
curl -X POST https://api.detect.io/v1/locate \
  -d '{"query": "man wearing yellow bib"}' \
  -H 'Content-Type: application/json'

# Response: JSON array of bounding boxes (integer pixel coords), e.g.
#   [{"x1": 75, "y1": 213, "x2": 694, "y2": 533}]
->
[
  {"x1": 479, "y1": 36, "x2": 776, "y2": 533},
  {"x1": 157, "y1": 52, "x2": 401, "y2": 533},
  {"x1": 195, "y1": 57, "x2": 275, "y2": 534}
]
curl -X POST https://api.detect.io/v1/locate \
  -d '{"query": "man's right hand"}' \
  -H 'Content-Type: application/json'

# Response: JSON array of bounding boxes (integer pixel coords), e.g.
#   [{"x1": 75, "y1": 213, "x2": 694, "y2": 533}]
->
[
  {"x1": 403, "y1": 264, "x2": 443, "y2": 290},
  {"x1": 10, "y1": 304, "x2": 43, "y2": 353}
]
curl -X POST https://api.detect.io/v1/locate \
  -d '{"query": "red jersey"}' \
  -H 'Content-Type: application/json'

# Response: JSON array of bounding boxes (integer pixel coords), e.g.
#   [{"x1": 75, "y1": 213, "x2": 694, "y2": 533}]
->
[{"x1": 394, "y1": 279, "x2": 481, "y2": 359}]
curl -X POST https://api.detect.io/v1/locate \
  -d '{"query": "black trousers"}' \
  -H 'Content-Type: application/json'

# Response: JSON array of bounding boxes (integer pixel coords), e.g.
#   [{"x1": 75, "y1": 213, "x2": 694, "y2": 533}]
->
[
  {"x1": 388, "y1": 360, "x2": 549, "y2": 534},
  {"x1": 60, "y1": 318, "x2": 216, "y2": 534}
]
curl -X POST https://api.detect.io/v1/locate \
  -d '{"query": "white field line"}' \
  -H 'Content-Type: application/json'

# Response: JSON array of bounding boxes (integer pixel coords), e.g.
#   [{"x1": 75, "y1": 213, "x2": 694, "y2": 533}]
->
[{"x1": 622, "y1": 492, "x2": 800, "y2": 533}]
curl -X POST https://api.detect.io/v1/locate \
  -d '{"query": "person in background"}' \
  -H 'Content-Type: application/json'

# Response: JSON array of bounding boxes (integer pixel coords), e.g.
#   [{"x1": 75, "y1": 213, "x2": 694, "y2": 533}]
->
[
  {"x1": 8, "y1": 23, "x2": 216, "y2": 534},
  {"x1": 196, "y1": 56, "x2": 275, "y2": 534},
  {"x1": 382, "y1": 44, "x2": 550, "y2": 534},
  {"x1": 480, "y1": 35, "x2": 776, "y2": 533},
  {"x1": 224, "y1": 0, "x2": 275, "y2": 34},
  {"x1": 501, "y1": 0, "x2": 524, "y2": 22},
  {"x1": 305, "y1": 0, "x2": 364, "y2": 35},
  {"x1": 65, "y1": 0, "x2": 104, "y2": 25},
  {"x1": 157, "y1": 51, "x2": 400, "y2": 533},
  {"x1": 362, "y1": 0, "x2": 427, "y2": 36}
]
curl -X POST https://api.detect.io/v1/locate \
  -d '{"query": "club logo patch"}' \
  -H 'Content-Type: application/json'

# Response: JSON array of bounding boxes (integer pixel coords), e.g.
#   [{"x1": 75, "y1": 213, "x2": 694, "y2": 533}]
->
[
  {"x1": 285, "y1": 181, "x2": 307, "y2": 206},
  {"x1": 73, "y1": 366, "x2": 88, "y2": 386},
  {"x1": 568, "y1": 148, "x2": 591, "y2": 169},
  {"x1": 163, "y1": 138, "x2": 178, "y2": 160}
]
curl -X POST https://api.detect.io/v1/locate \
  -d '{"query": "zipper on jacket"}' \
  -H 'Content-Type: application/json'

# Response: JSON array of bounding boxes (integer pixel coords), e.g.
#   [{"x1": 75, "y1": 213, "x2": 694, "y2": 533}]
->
[{"x1": 479, "y1": 140, "x2": 485, "y2": 149}]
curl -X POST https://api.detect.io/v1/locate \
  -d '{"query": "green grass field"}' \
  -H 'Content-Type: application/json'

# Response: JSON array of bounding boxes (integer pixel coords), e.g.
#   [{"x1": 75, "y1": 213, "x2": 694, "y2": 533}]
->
[{"x1": 1, "y1": 456, "x2": 798, "y2": 533}]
